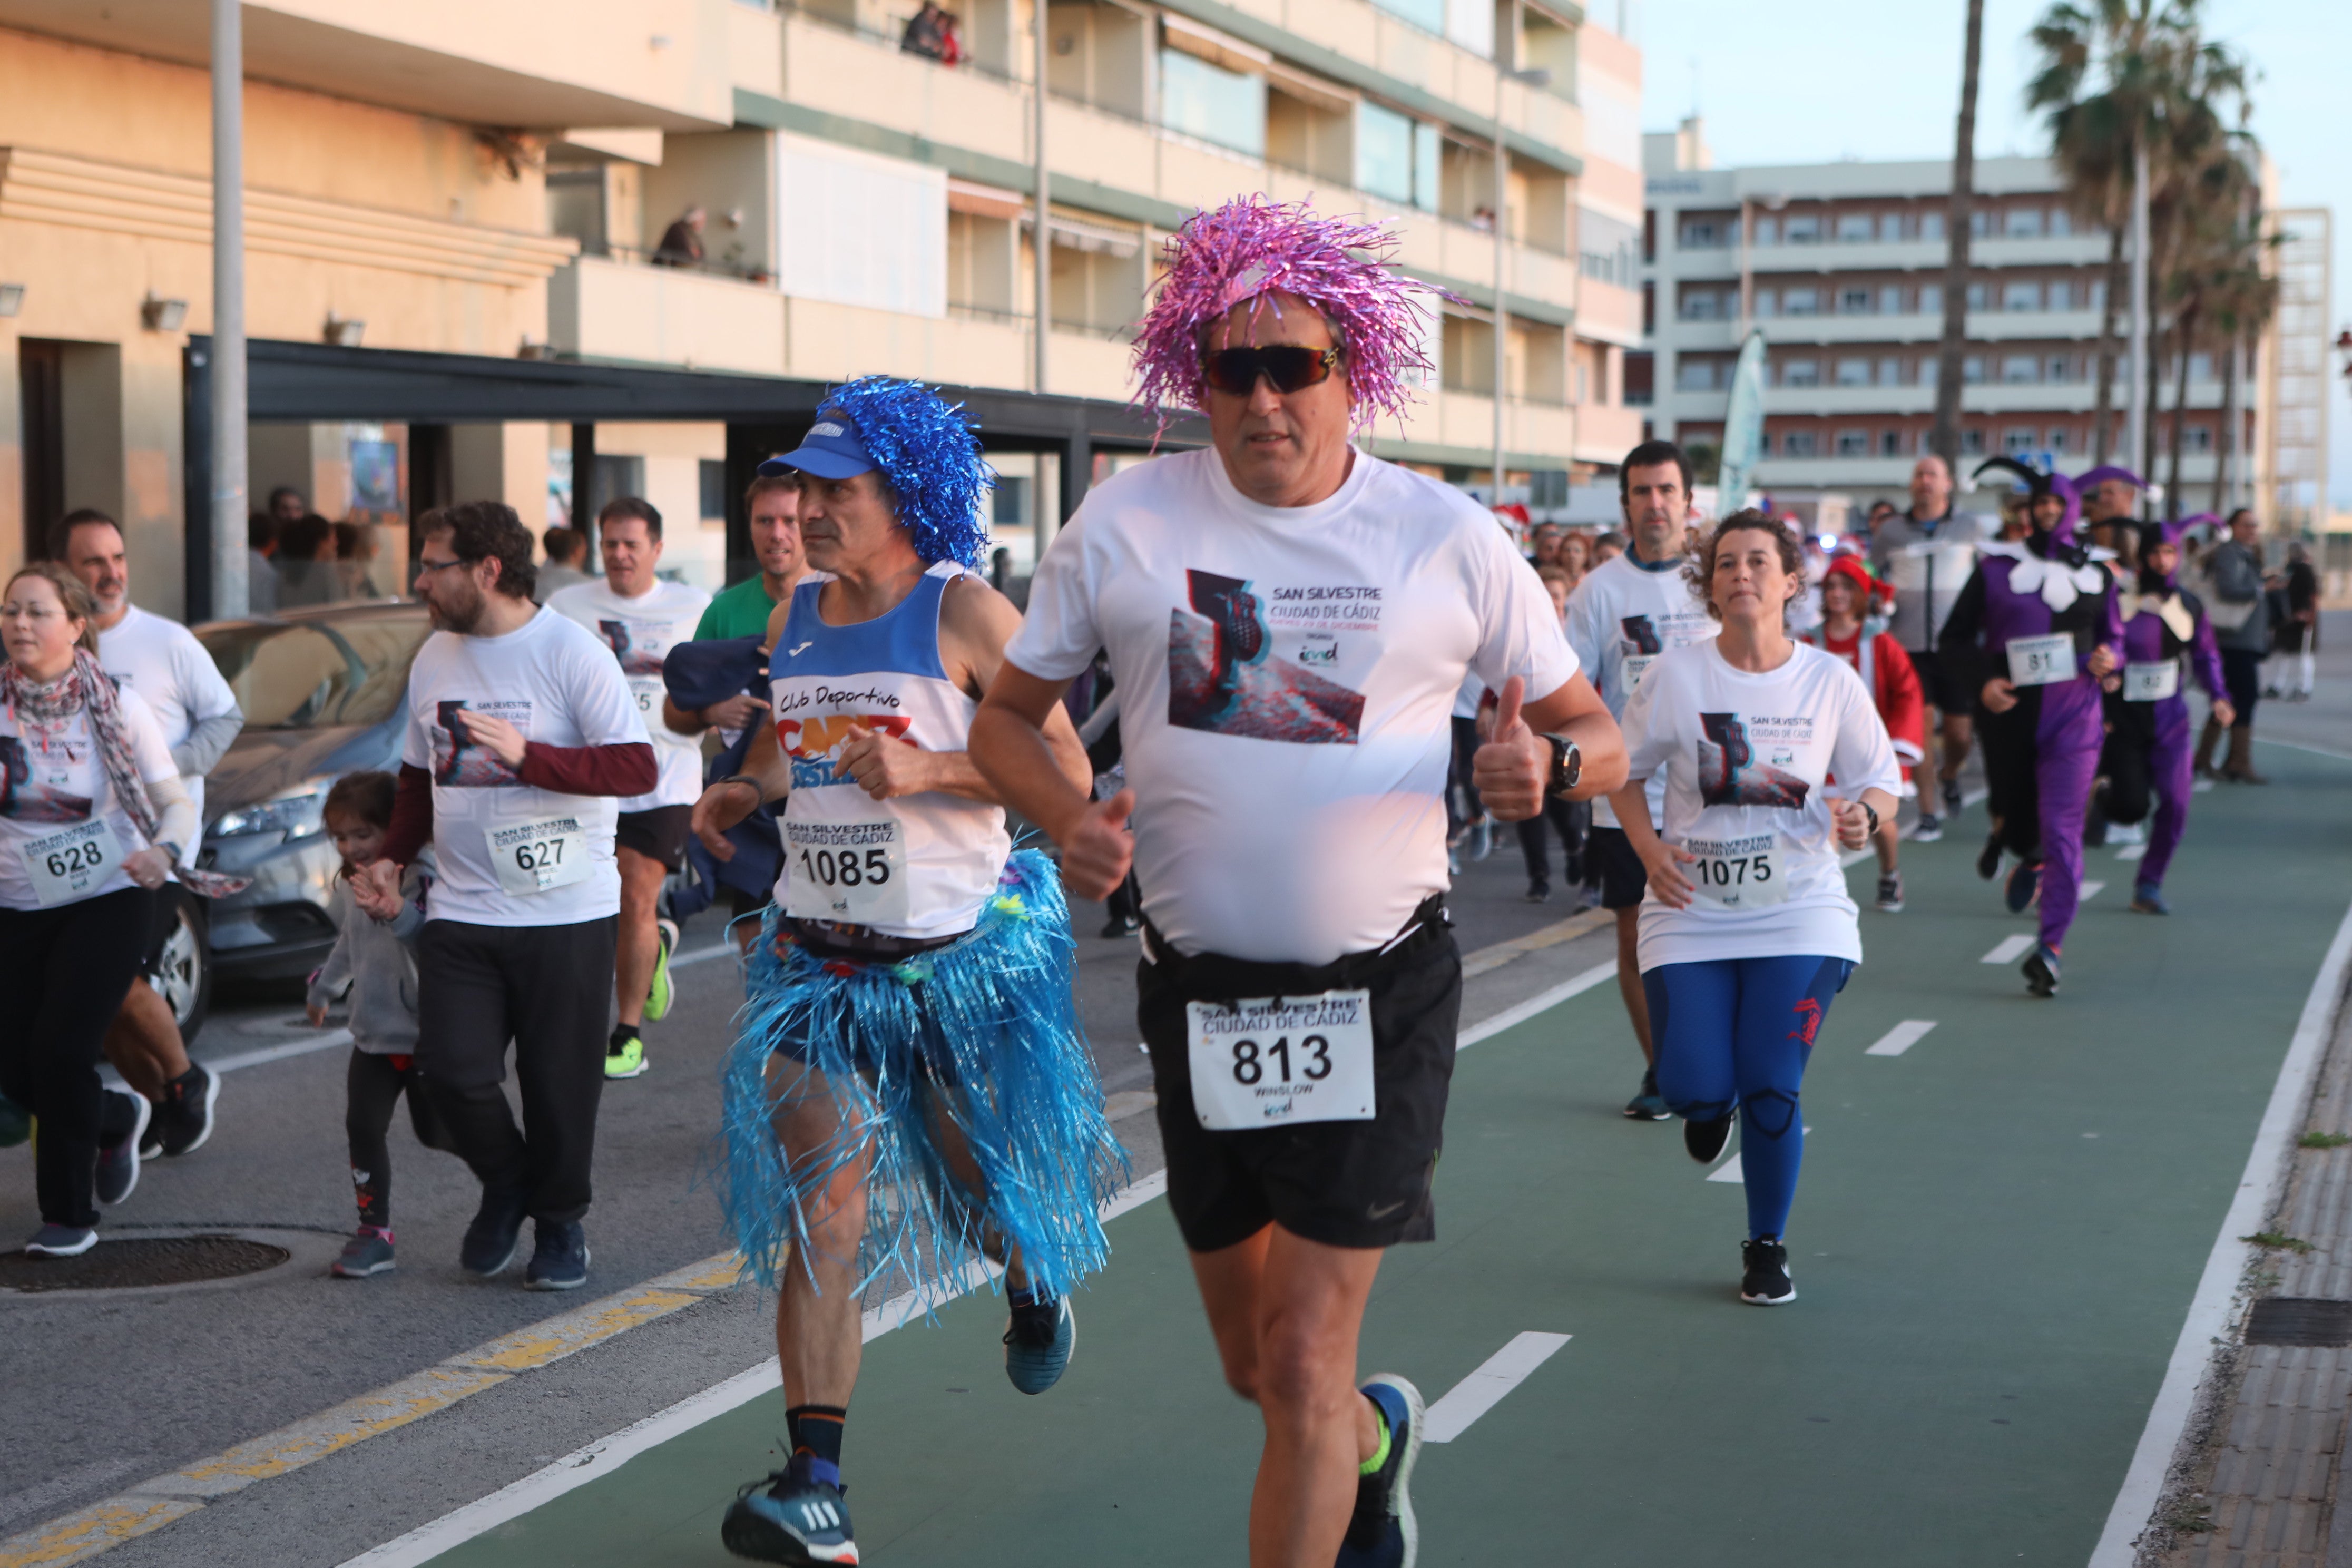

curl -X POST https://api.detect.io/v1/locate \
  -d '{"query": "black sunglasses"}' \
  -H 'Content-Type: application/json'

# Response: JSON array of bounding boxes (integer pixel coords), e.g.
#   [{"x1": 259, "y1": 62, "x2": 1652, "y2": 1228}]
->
[{"x1": 1201, "y1": 345, "x2": 1343, "y2": 396}]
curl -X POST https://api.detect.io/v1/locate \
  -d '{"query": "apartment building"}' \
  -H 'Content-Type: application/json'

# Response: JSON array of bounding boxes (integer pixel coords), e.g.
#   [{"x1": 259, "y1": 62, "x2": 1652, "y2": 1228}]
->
[
  {"x1": 0, "y1": 0, "x2": 1639, "y2": 618},
  {"x1": 1635, "y1": 119, "x2": 2273, "y2": 513}
]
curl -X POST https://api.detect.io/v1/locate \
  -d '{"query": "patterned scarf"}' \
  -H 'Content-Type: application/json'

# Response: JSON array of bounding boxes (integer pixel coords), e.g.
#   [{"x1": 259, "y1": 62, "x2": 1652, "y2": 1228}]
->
[{"x1": 1, "y1": 649, "x2": 248, "y2": 897}]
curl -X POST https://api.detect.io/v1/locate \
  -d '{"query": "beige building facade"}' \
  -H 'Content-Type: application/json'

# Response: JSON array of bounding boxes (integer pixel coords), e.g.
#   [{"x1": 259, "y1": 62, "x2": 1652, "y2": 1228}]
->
[{"x1": 2, "y1": 0, "x2": 1634, "y2": 615}]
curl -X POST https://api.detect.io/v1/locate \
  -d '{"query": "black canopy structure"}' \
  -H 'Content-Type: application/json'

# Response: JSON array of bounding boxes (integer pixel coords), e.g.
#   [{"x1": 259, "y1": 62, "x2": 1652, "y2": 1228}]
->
[{"x1": 183, "y1": 336, "x2": 1203, "y2": 619}]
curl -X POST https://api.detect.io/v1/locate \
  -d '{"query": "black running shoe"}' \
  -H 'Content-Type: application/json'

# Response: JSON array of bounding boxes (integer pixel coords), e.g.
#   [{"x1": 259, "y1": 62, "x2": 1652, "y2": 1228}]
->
[
  {"x1": 1740, "y1": 1238, "x2": 1796, "y2": 1305},
  {"x1": 2004, "y1": 859, "x2": 2041, "y2": 914},
  {"x1": 1524, "y1": 882, "x2": 1552, "y2": 904},
  {"x1": 25, "y1": 1224, "x2": 97, "y2": 1258},
  {"x1": 1942, "y1": 777, "x2": 1963, "y2": 817},
  {"x1": 95, "y1": 1089, "x2": 151, "y2": 1207},
  {"x1": 1910, "y1": 811, "x2": 1943, "y2": 844},
  {"x1": 1684, "y1": 1112, "x2": 1735, "y2": 1165},
  {"x1": 722, "y1": 1454, "x2": 857, "y2": 1564},
  {"x1": 157, "y1": 1063, "x2": 221, "y2": 1157},
  {"x1": 1338, "y1": 1374, "x2": 1423, "y2": 1568},
  {"x1": 524, "y1": 1219, "x2": 591, "y2": 1291},
  {"x1": 2023, "y1": 944, "x2": 2061, "y2": 998},
  {"x1": 1976, "y1": 834, "x2": 2003, "y2": 881},
  {"x1": 460, "y1": 1189, "x2": 528, "y2": 1277}
]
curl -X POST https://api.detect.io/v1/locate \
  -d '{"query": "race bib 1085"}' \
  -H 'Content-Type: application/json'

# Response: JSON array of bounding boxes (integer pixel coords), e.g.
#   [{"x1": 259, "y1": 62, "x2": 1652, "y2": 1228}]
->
[
  {"x1": 1683, "y1": 832, "x2": 1788, "y2": 912},
  {"x1": 1186, "y1": 991, "x2": 1376, "y2": 1130},
  {"x1": 783, "y1": 818, "x2": 910, "y2": 927},
  {"x1": 24, "y1": 818, "x2": 124, "y2": 907}
]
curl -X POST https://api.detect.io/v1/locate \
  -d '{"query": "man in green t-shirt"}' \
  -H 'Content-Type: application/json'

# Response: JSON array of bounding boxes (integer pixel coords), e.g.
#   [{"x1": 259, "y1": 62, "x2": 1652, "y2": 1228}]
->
[{"x1": 689, "y1": 473, "x2": 811, "y2": 645}]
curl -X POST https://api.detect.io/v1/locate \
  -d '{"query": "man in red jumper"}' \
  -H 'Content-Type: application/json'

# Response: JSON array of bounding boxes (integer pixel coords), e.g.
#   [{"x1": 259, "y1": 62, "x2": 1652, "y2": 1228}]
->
[{"x1": 354, "y1": 502, "x2": 654, "y2": 1291}]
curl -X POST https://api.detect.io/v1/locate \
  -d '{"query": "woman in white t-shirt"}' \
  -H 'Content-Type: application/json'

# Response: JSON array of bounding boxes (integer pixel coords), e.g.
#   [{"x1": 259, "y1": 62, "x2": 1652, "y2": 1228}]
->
[
  {"x1": 1609, "y1": 514, "x2": 1902, "y2": 1306},
  {"x1": 0, "y1": 564, "x2": 194, "y2": 1258}
]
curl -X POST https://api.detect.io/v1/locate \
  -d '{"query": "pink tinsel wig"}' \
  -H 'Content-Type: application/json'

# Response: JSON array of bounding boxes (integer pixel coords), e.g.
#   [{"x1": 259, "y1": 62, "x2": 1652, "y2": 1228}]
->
[{"x1": 1130, "y1": 195, "x2": 1454, "y2": 433}]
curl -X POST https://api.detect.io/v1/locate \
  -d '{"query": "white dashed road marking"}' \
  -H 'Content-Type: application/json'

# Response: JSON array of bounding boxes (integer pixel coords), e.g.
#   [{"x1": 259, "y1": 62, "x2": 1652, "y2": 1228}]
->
[
  {"x1": 1982, "y1": 934, "x2": 2036, "y2": 964},
  {"x1": 1422, "y1": 1332, "x2": 1574, "y2": 1443},
  {"x1": 1865, "y1": 1021, "x2": 1938, "y2": 1058}
]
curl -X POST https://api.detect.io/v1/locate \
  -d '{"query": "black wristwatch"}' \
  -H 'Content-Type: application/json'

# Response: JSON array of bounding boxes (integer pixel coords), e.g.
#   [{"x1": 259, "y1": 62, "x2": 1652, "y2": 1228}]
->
[
  {"x1": 1542, "y1": 734, "x2": 1582, "y2": 796},
  {"x1": 1861, "y1": 803, "x2": 1880, "y2": 836}
]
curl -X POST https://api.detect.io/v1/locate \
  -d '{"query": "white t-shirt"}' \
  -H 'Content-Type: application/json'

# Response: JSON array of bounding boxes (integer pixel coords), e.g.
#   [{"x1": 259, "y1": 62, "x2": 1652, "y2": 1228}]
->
[
  {"x1": 545, "y1": 576, "x2": 712, "y2": 812},
  {"x1": 398, "y1": 607, "x2": 650, "y2": 926},
  {"x1": 1006, "y1": 447, "x2": 1580, "y2": 965},
  {"x1": 1562, "y1": 548, "x2": 1718, "y2": 829},
  {"x1": 97, "y1": 605, "x2": 240, "y2": 863},
  {"x1": 1620, "y1": 640, "x2": 1901, "y2": 972},
  {"x1": 0, "y1": 687, "x2": 179, "y2": 909}
]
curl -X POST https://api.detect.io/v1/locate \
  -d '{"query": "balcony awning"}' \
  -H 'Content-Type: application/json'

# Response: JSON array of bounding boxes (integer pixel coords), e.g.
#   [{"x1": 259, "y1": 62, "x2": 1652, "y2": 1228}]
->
[
  {"x1": 1022, "y1": 211, "x2": 1145, "y2": 259},
  {"x1": 1162, "y1": 12, "x2": 1269, "y2": 75},
  {"x1": 948, "y1": 178, "x2": 1027, "y2": 222}
]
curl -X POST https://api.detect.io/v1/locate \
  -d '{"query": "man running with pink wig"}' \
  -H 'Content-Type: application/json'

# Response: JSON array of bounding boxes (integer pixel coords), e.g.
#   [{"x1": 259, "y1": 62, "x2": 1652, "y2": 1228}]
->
[{"x1": 974, "y1": 195, "x2": 1625, "y2": 1568}]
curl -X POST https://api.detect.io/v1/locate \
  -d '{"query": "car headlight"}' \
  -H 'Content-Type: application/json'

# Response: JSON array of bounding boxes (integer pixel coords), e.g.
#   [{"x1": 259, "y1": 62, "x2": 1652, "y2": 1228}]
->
[{"x1": 211, "y1": 777, "x2": 335, "y2": 841}]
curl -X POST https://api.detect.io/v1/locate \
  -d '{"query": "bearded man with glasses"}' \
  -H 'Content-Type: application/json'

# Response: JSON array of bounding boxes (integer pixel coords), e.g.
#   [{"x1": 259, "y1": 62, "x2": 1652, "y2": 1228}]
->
[{"x1": 972, "y1": 196, "x2": 1625, "y2": 1568}]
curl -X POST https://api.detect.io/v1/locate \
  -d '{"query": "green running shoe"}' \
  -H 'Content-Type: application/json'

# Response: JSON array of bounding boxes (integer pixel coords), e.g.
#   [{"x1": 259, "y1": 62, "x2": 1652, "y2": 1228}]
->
[
  {"x1": 644, "y1": 918, "x2": 680, "y2": 1023},
  {"x1": 605, "y1": 1029, "x2": 648, "y2": 1081}
]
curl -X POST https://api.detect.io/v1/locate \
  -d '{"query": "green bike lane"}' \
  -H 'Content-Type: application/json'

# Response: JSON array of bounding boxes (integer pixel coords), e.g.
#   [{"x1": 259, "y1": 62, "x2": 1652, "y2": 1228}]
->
[{"x1": 417, "y1": 747, "x2": 2352, "y2": 1567}]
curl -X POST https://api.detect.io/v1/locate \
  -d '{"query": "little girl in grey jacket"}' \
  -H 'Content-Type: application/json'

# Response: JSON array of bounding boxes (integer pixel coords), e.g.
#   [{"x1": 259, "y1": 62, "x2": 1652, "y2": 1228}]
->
[{"x1": 305, "y1": 771, "x2": 454, "y2": 1278}]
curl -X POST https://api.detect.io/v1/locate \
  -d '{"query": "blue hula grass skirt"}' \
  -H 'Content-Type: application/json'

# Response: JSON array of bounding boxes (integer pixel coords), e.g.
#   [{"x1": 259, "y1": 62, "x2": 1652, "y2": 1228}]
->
[{"x1": 718, "y1": 849, "x2": 1128, "y2": 1307}]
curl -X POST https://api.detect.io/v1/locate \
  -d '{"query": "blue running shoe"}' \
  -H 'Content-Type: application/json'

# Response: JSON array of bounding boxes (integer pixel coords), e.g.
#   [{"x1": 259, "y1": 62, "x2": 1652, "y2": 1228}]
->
[
  {"x1": 1339, "y1": 1374, "x2": 1423, "y2": 1567},
  {"x1": 2131, "y1": 881, "x2": 2170, "y2": 915},
  {"x1": 1004, "y1": 1292, "x2": 1076, "y2": 1395},
  {"x1": 2004, "y1": 859, "x2": 2042, "y2": 914},
  {"x1": 722, "y1": 1454, "x2": 858, "y2": 1564},
  {"x1": 524, "y1": 1219, "x2": 590, "y2": 1291}
]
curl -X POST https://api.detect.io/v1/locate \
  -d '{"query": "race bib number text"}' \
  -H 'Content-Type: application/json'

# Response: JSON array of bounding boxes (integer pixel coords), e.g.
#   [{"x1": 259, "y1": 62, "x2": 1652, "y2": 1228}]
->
[
  {"x1": 2122, "y1": 660, "x2": 2180, "y2": 702},
  {"x1": 784, "y1": 818, "x2": 910, "y2": 927},
  {"x1": 628, "y1": 677, "x2": 664, "y2": 716},
  {"x1": 1621, "y1": 654, "x2": 1657, "y2": 697},
  {"x1": 25, "y1": 818, "x2": 124, "y2": 907},
  {"x1": 488, "y1": 816, "x2": 592, "y2": 895},
  {"x1": 1187, "y1": 991, "x2": 1376, "y2": 1130},
  {"x1": 2006, "y1": 633, "x2": 2077, "y2": 688},
  {"x1": 1683, "y1": 832, "x2": 1789, "y2": 912}
]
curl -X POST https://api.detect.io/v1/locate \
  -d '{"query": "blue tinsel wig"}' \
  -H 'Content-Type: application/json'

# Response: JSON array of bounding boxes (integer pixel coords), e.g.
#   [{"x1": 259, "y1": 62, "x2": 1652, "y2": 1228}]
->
[{"x1": 822, "y1": 376, "x2": 994, "y2": 570}]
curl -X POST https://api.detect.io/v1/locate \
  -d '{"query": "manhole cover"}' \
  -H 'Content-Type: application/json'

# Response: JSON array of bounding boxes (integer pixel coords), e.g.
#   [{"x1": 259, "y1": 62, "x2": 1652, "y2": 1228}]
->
[
  {"x1": 0, "y1": 1236, "x2": 290, "y2": 1293},
  {"x1": 2246, "y1": 1298, "x2": 2352, "y2": 1347}
]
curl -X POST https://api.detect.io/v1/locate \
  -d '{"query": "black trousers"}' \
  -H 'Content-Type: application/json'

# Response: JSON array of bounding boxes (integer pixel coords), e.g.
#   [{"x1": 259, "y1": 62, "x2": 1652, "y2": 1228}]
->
[
  {"x1": 2221, "y1": 648, "x2": 2263, "y2": 731},
  {"x1": 1514, "y1": 797, "x2": 1587, "y2": 888},
  {"x1": 0, "y1": 888, "x2": 153, "y2": 1227},
  {"x1": 2098, "y1": 704, "x2": 2158, "y2": 827},
  {"x1": 1446, "y1": 715, "x2": 1485, "y2": 837},
  {"x1": 346, "y1": 1048, "x2": 455, "y2": 1229},
  {"x1": 416, "y1": 917, "x2": 616, "y2": 1226}
]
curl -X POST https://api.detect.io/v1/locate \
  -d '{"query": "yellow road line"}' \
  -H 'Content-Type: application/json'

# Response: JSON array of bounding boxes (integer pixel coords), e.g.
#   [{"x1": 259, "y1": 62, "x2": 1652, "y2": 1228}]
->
[
  {"x1": 1460, "y1": 908, "x2": 1611, "y2": 979},
  {"x1": 0, "y1": 1250, "x2": 745, "y2": 1568}
]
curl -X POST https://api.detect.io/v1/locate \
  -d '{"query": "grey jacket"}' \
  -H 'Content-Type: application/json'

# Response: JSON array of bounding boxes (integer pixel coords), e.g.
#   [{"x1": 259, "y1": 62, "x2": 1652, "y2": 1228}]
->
[
  {"x1": 306, "y1": 855, "x2": 432, "y2": 1054},
  {"x1": 2202, "y1": 540, "x2": 2273, "y2": 653},
  {"x1": 1870, "y1": 509, "x2": 1994, "y2": 653}
]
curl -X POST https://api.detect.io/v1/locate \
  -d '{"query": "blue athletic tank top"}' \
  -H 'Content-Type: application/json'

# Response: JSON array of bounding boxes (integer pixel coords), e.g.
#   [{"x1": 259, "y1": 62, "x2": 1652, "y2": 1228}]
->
[{"x1": 766, "y1": 561, "x2": 1008, "y2": 938}]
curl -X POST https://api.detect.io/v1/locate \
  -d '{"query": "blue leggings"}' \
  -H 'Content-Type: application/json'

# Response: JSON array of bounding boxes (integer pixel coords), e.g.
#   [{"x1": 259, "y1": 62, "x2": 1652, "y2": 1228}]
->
[{"x1": 1641, "y1": 955, "x2": 1854, "y2": 1241}]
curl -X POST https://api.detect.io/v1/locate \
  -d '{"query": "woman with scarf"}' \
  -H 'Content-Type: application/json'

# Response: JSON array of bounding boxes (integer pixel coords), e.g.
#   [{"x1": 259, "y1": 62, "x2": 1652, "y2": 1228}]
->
[
  {"x1": 0, "y1": 564, "x2": 237, "y2": 1256},
  {"x1": 1938, "y1": 462, "x2": 2125, "y2": 998},
  {"x1": 2099, "y1": 519, "x2": 2232, "y2": 915}
]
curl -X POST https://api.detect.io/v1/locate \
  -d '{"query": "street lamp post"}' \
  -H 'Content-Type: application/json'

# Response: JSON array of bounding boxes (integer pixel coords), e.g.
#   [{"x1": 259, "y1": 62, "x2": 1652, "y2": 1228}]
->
[
  {"x1": 210, "y1": 0, "x2": 248, "y2": 619},
  {"x1": 1492, "y1": 63, "x2": 1549, "y2": 503}
]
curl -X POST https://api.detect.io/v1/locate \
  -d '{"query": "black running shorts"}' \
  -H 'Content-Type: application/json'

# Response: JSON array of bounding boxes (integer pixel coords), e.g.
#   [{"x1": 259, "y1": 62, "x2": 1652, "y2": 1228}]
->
[
  {"x1": 1906, "y1": 648, "x2": 1971, "y2": 717},
  {"x1": 140, "y1": 883, "x2": 186, "y2": 976},
  {"x1": 615, "y1": 806, "x2": 693, "y2": 874},
  {"x1": 1141, "y1": 906, "x2": 1461, "y2": 1254},
  {"x1": 1589, "y1": 825, "x2": 1649, "y2": 911}
]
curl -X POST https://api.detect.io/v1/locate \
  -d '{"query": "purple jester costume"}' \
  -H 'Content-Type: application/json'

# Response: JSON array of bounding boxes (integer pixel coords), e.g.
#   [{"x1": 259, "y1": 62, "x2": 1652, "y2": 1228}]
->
[
  {"x1": 2098, "y1": 517, "x2": 2228, "y2": 912},
  {"x1": 1938, "y1": 461, "x2": 2126, "y2": 995}
]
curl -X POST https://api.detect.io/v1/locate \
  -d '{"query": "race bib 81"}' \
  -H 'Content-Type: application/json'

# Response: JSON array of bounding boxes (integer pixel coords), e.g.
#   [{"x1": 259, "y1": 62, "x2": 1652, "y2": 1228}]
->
[{"x1": 2007, "y1": 633, "x2": 2077, "y2": 688}]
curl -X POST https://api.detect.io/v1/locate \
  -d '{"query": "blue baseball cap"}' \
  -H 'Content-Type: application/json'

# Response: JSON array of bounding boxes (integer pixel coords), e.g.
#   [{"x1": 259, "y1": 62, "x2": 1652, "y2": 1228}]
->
[{"x1": 759, "y1": 410, "x2": 875, "y2": 481}]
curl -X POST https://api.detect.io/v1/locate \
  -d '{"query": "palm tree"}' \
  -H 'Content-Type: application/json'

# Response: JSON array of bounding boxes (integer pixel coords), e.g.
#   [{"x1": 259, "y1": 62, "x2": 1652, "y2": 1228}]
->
[{"x1": 1929, "y1": 0, "x2": 1986, "y2": 471}]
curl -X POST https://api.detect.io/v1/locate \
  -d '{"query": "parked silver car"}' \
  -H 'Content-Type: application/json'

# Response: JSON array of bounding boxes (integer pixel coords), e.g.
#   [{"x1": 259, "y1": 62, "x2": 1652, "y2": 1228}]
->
[{"x1": 192, "y1": 603, "x2": 433, "y2": 1011}]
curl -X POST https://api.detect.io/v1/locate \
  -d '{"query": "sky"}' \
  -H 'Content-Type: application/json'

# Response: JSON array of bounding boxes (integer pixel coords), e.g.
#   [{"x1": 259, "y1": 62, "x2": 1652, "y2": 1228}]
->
[{"x1": 1625, "y1": 0, "x2": 2352, "y2": 511}]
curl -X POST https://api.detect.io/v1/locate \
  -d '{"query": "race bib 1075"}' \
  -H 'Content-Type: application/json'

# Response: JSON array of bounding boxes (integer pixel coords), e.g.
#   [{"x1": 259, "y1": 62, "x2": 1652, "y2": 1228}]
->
[
  {"x1": 1683, "y1": 832, "x2": 1788, "y2": 912},
  {"x1": 1186, "y1": 991, "x2": 1376, "y2": 1130}
]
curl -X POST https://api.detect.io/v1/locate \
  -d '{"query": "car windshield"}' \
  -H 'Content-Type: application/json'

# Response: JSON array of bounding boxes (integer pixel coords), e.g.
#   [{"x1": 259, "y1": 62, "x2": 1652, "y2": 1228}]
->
[{"x1": 198, "y1": 613, "x2": 430, "y2": 730}]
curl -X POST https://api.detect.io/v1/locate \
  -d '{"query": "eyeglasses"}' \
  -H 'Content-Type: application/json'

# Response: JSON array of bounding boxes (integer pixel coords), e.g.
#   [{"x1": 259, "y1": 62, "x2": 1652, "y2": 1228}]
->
[
  {"x1": 415, "y1": 556, "x2": 471, "y2": 576},
  {"x1": 1201, "y1": 345, "x2": 1343, "y2": 397}
]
